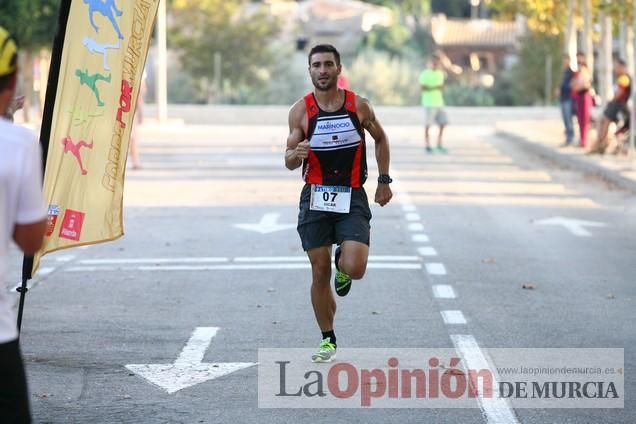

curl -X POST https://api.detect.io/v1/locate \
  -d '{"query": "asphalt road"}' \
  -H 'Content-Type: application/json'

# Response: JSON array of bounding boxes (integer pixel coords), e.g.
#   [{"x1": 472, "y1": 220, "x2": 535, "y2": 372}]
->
[{"x1": 6, "y1": 121, "x2": 635, "y2": 423}]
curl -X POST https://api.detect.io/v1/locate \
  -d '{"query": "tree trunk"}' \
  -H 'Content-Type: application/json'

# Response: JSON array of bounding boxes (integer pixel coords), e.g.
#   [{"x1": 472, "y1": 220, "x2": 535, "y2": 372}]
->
[
  {"x1": 565, "y1": 0, "x2": 577, "y2": 62},
  {"x1": 582, "y1": 0, "x2": 594, "y2": 74},
  {"x1": 631, "y1": 0, "x2": 636, "y2": 156},
  {"x1": 18, "y1": 52, "x2": 34, "y2": 123},
  {"x1": 598, "y1": 12, "x2": 613, "y2": 105},
  {"x1": 619, "y1": 20, "x2": 634, "y2": 77}
]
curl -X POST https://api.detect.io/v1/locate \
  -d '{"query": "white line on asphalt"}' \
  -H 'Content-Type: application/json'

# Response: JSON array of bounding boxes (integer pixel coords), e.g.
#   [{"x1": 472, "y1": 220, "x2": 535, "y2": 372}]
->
[
  {"x1": 401, "y1": 205, "x2": 416, "y2": 212},
  {"x1": 66, "y1": 263, "x2": 423, "y2": 272},
  {"x1": 411, "y1": 234, "x2": 430, "y2": 243},
  {"x1": 425, "y1": 263, "x2": 447, "y2": 275},
  {"x1": 417, "y1": 246, "x2": 438, "y2": 256},
  {"x1": 432, "y1": 285, "x2": 456, "y2": 299},
  {"x1": 235, "y1": 255, "x2": 420, "y2": 262},
  {"x1": 368, "y1": 256, "x2": 419, "y2": 261},
  {"x1": 79, "y1": 257, "x2": 230, "y2": 264},
  {"x1": 10, "y1": 266, "x2": 56, "y2": 293},
  {"x1": 78, "y1": 256, "x2": 420, "y2": 265},
  {"x1": 39, "y1": 267, "x2": 55, "y2": 276},
  {"x1": 55, "y1": 255, "x2": 76, "y2": 262},
  {"x1": 405, "y1": 213, "x2": 421, "y2": 221},
  {"x1": 408, "y1": 223, "x2": 424, "y2": 231},
  {"x1": 234, "y1": 256, "x2": 307, "y2": 262},
  {"x1": 451, "y1": 335, "x2": 519, "y2": 423},
  {"x1": 440, "y1": 310, "x2": 467, "y2": 324}
]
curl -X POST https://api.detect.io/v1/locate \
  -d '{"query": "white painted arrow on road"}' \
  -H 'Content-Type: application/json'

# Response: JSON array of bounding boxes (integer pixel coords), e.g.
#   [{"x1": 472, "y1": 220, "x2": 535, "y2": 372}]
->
[
  {"x1": 535, "y1": 216, "x2": 607, "y2": 237},
  {"x1": 234, "y1": 213, "x2": 295, "y2": 234},
  {"x1": 126, "y1": 327, "x2": 255, "y2": 394}
]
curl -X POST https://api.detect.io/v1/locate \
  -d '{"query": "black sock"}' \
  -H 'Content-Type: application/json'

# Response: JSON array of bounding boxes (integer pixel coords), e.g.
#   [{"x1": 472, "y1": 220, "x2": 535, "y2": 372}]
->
[{"x1": 321, "y1": 330, "x2": 336, "y2": 347}]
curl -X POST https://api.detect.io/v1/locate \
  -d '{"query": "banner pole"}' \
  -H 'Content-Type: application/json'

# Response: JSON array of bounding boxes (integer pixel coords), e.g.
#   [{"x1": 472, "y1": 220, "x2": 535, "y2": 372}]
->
[{"x1": 16, "y1": 0, "x2": 72, "y2": 334}]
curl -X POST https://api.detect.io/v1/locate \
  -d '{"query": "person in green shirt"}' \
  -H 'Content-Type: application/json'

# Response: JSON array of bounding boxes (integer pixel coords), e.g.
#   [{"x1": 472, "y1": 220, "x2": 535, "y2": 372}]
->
[{"x1": 419, "y1": 53, "x2": 448, "y2": 153}]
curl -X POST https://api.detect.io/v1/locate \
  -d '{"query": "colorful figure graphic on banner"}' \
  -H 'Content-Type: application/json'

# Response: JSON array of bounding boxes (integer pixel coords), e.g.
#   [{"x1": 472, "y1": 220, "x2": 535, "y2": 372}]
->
[
  {"x1": 82, "y1": 37, "x2": 120, "y2": 71},
  {"x1": 61, "y1": 136, "x2": 94, "y2": 175},
  {"x1": 75, "y1": 68, "x2": 111, "y2": 106},
  {"x1": 68, "y1": 106, "x2": 103, "y2": 133},
  {"x1": 84, "y1": 0, "x2": 124, "y2": 40}
]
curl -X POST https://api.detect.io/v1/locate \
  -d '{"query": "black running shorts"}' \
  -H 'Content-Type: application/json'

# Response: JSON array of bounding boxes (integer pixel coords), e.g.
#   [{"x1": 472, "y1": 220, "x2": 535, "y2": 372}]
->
[
  {"x1": 603, "y1": 101, "x2": 627, "y2": 123},
  {"x1": 297, "y1": 184, "x2": 372, "y2": 251},
  {"x1": 0, "y1": 339, "x2": 31, "y2": 423}
]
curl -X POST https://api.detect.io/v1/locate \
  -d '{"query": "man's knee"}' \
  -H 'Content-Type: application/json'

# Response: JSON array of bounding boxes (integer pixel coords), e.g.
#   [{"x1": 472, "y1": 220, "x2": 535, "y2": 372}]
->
[
  {"x1": 340, "y1": 256, "x2": 367, "y2": 280},
  {"x1": 308, "y1": 251, "x2": 332, "y2": 285}
]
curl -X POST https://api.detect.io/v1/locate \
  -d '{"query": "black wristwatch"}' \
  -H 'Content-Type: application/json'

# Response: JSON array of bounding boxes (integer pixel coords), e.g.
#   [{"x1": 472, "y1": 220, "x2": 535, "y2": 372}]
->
[{"x1": 378, "y1": 174, "x2": 393, "y2": 184}]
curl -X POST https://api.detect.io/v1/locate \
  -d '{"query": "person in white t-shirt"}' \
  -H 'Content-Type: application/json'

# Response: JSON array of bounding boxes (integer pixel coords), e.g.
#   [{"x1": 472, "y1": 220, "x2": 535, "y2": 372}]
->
[{"x1": 0, "y1": 26, "x2": 46, "y2": 423}]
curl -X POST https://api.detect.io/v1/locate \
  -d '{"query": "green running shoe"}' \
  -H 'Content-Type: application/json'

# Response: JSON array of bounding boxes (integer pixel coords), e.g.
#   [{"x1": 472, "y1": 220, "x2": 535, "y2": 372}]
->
[
  {"x1": 311, "y1": 338, "x2": 337, "y2": 363},
  {"x1": 435, "y1": 145, "x2": 448, "y2": 153},
  {"x1": 334, "y1": 245, "x2": 352, "y2": 297}
]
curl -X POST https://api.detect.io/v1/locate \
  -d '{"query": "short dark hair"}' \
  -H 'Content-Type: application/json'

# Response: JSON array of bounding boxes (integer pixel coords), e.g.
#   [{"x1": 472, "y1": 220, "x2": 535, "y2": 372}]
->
[
  {"x1": 615, "y1": 57, "x2": 627, "y2": 66},
  {"x1": 0, "y1": 71, "x2": 16, "y2": 92},
  {"x1": 308, "y1": 44, "x2": 341, "y2": 66}
]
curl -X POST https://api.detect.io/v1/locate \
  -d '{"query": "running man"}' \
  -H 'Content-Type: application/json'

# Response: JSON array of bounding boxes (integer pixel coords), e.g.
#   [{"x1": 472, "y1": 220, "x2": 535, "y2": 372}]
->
[
  {"x1": 285, "y1": 44, "x2": 393, "y2": 363},
  {"x1": 419, "y1": 52, "x2": 448, "y2": 153}
]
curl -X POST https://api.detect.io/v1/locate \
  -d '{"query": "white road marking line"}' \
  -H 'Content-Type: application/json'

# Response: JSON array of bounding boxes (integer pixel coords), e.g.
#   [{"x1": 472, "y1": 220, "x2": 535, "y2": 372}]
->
[
  {"x1": 425, "y1": 262, "x2": 447, "y2": 275},
  {"x1": 366, "y1": 263, "x2": 421, "y2": 270},
  {"x1": 66, "y1": 263, "x2": 422, "y2": 272},
  {"x1": 10, "y1": 266, "x2": 56, "y2": 292},
  {"x1": 80, "y1": 258, "x2": 231, "y2": 264},
  {"x1": 405, "y1": 213, "x2": 421, "y2": 221},
  {"x1": 368, "y1": 256, "x2": 419, "y2": 261},
  {"x1": 432, "y1": 285, "x2": 456, "y2": 299},
  {"x1": 408, "y1": 223, "x2": 424, "y2": 231},
  {"x1": 55, "y1": 255, "x2": 76, "y2": 262},
  {"x1": 401, "y1": 205, "x2": 416, "y2": 212},
  {"x1": 78, "y1": 256, "x2": 420, "y2": 265},
  {"x1": 440, "y1": 310, "x2": 467, "y2": 324},
  {"x1": 67, "y1": 266, "x2": 115, "y2": 272},
  {"x1": 234, "y1": 256, "x2": 307, "y2": 262},
  {"x1": 236, "y1": 255, "x2": 419, "y2": 262},
  {"x1": 39, "y1": 267, "x2": 55, "y2": 276},
  {"x1": 411, "y1": 234, "x2": 430, "y2": 243},
  {"x1": 417, "y1": 246, "x2": 438, "y2": 256},
  {"x1": 451, "y1": 335, "x2": 519, "y2": 423}
]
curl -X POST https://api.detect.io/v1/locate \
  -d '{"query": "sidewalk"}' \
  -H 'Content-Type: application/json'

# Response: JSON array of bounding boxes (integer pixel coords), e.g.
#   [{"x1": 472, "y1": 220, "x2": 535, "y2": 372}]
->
[{"x1": 496, "y1": 119, "x2": 636, "y2": 193}]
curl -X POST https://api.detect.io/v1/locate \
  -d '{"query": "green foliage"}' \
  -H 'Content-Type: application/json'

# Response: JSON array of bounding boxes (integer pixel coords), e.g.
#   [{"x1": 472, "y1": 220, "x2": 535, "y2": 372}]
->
[
  {"x1": 169, "y1": 0, "x2": 281, "y2": 99},
  {"x1": 360, "y1": 0, "x2": 432, "y2": 56},
  {"x1": 347, "y1": 50, "x2": 419, "y2": 105},
  {"x1": 489, "y1": 0, "x2": 569, "y2": 34},
  {"x1": 364, "y1": 24, "x2": 413, "y2": 58},
  {"x1": 0, "y1": 0, "x2": 59, "y2": 51},
  {"x1": 508, "y1": 32, "x2": 563, "y2": 105},
  {"x1": 444, "y1": 84, "x2": 495, "y2": 106}
]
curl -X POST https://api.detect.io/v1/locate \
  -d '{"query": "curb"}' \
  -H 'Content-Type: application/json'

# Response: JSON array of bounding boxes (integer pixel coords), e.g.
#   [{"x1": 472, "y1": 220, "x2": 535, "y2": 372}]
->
[{"x1": 496, "y1": 130, "x2": 636, "y2": 194}]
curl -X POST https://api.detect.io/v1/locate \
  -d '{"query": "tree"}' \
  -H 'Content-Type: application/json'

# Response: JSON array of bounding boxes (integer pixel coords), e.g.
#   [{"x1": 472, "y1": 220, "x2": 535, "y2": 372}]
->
[
  {"x1": 360, "y1": 0, "x2": 432, "y2": 57},
  {"x1": 488, "y1": 0, "x2": 569, "y2": 35},
  {"x1": 508, "y1": 32, "x2": 562, "y2": 105},
  {"x1": 169, "y1": 0, "x2": 281, "y2": 102},
  {"x1": 0, "y1": 0, "x2": 60, "y2": 120}
]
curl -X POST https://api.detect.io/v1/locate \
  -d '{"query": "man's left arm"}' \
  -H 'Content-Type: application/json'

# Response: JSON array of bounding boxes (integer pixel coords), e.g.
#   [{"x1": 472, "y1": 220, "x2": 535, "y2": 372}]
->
[{"x1": 358, "y1": 98, "x2": 392, "y2": 207}]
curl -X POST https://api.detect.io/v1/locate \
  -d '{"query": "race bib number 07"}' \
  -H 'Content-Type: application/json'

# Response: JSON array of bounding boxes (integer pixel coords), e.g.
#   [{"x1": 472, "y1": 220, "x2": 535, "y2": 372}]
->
[{"x1": 309, "y1": 185, "x2": 352, "y2": 213}]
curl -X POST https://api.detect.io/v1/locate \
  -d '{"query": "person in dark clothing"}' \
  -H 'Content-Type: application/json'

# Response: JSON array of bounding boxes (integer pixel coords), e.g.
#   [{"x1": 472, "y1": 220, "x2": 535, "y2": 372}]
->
[
  {"x1": 589, "y1": 58, "x2": 632, "y2": 154},
  {"x1": 559, "y1": 54, "x2": 575, "y2": 147}
]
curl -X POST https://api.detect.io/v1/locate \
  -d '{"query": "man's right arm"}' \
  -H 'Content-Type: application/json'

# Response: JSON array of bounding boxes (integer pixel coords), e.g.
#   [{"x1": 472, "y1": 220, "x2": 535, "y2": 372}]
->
[
  {"x1": 13, "y1": 221, "x2": 46, "y2": 255},
  {"x1": 13, "y1": 136, "x2": 46, "y2": 254},
  {"x1": 285, "y1": 101, "x2": 309, "y2": 170}
]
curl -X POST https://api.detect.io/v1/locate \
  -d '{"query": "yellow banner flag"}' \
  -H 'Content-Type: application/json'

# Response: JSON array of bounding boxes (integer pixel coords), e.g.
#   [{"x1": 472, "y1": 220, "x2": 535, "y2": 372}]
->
[{"x1": 33, "y1": 0, "x2": 160, "y2": 275}]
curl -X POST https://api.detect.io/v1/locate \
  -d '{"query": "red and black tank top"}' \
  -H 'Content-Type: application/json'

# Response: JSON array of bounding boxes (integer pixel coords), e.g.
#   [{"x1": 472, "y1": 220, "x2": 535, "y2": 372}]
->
[{"x1": 302, "y1": 90, "x2": 367, "y2": 188}]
